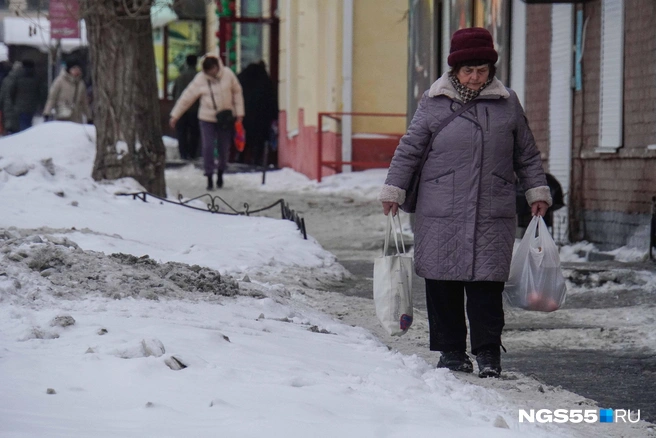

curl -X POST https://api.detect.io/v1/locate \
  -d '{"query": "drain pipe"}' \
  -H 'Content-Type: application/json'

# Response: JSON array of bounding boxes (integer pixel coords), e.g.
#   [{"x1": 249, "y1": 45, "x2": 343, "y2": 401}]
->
[
  {"x1": 651, "y1": 196, "x2": 656, "y2": 261},
  {"x1": 285, "y1": 0, "x2": 292, "y2": 128},
  {"x1": 342, "y1": 0, "x2": 353, "y2": 173}
]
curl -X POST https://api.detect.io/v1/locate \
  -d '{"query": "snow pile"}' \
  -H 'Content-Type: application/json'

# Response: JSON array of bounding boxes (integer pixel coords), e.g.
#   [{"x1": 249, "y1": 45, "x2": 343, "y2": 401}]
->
[
  {"x1": 559, "y1": 241, "x2": 598, "y2": 262},
  {"x1": 559, "y1": 241, "x2": 650, "y2": 263},
  {"x1": 0, "y1": 227, "x2": 568, "y2": 437},
  {"x1": 0, "y1": 230, "x2": 243, "y2": 305},
  {"x1": 173, "y1": 165, "x2": 388, "y2": 201},
  {"x1": 0, "y1": 123, "x2": 342, "y2": 279},
  {"x1": 607, "y1": 245, "x2": 650, "y2": 262},
  {"x1": 0, "y1": 123, "x2": 650, "y2": 437}
]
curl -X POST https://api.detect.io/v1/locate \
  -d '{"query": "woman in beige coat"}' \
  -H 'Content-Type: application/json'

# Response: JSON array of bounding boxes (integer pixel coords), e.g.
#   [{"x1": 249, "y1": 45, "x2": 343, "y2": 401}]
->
[
  {"x1": 170, "y1": 55, "x2": 245, "y2": 190},
  {"x1": 43, "y1": 61, "x2": 89, "y2": 124}
]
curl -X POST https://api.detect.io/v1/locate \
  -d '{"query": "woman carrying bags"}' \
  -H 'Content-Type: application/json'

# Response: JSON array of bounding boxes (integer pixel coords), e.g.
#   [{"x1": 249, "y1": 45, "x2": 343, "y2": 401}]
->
[
  {"x1": 379, "y1": 28, "x2": 552, "y2": 378},
  {"x1": 170, "y1": 54, "x2": 245, "y2": 190}
]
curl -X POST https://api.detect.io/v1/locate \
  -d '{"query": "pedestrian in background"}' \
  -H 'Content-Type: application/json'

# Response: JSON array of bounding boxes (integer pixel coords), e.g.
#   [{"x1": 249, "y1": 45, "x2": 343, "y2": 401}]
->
[
  {"x1": 0, "y1": 60, "x2": 19, "y2": 134},
  {"x1": 237, "y1": 61, "x2": 278, "y2": 166},
  {"x1": 9, "y1": 60, "x2": 44, "y2": 132},
  {"x1": 0, "y1": 60, "x2": 11, "y2": 91},
  {"x1": 172, "y1": 54, "x2": 201, "y2": 161},
  {"x1": 43, "y1": 60, "x2": 90, "y2": 123},
  {"x1": 169, "y1": 54, "x2": 244, "y2": 190},
  {"x1": 379, "y1": 28, "x2": 552, "y2": 378}
]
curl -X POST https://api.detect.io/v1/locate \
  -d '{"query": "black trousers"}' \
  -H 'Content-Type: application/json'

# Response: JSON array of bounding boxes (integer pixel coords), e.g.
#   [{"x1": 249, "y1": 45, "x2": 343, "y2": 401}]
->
[
  {"x1": 425, "y1": 279, "x2": 505, "y2": 355},
  {"x1": 175, "y1": 111, "x2": 200, "y2": 160}
]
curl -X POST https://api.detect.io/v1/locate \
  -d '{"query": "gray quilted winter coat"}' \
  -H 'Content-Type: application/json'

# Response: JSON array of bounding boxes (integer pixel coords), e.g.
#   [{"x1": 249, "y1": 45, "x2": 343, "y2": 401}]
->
[{"x1": 380, "y1": 73, "x2": 552, "y2": 282}]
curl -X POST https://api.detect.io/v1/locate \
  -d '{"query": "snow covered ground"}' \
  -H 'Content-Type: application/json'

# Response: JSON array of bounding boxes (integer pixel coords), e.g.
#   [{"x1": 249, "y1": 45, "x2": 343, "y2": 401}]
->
[
  {"x1": 1, "y1": 123, "x2": 654, "y2": 437},
  {"x1": 221, "y1": 167, "x2": 651, "y2": 263},
  {"x1": 168, "y1": 163, "x2": 389, "y2": 202}
]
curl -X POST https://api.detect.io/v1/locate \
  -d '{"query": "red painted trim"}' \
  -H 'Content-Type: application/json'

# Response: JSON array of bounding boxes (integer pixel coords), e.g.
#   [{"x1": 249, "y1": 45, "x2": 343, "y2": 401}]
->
[
  {"x1": 317, "y1": 112, "x2": 406, "y2": 182},
  {"x1": 278, "y1": 109, "x2": 403, "y2": 181}
]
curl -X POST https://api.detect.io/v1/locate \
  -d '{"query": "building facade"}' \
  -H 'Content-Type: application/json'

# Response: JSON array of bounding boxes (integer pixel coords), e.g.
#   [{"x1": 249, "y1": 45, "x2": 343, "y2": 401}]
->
[
  {"x1": 277, "y1": 0, "x2": 408, "y2": 180},
  {"x1": 409, "y1": 0, "x2": 655, "y2": 250},
  {"x1": 520, "y1": 0, "x2": 656, "y2": 250}
]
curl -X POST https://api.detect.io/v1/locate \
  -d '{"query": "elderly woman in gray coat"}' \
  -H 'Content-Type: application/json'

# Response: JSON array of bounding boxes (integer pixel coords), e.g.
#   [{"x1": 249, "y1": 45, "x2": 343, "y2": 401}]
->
[{"x1": 379, "y1": 28, "x2": 552, "y2": 378}]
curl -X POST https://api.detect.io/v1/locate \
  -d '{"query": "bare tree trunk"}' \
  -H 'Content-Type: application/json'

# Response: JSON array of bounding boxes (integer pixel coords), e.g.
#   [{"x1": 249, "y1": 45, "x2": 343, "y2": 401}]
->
[{"x1": 82, "y1": 0, "x2": 166, "y2": 197}]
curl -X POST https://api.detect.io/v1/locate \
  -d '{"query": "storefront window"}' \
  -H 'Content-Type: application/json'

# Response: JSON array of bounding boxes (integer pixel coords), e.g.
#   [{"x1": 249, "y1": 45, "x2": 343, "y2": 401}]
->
[
  {"x1": 407, "y1": 0, "x2": 438, "y2": 121},
  {"x1": 167, "y1": 20, "x2": 203, "y2": 95},
  {"x1": 450, "y1": 0, "x2": 474, "y2": 31},
  {"x1": 238, "y1": 0, "x2": 270, "y2": 73},
  {"x1": 474, "y1": 0, "x2": 510, "y2": 86},
  {"x1": 449, "y1": 0, "x2": 510, "y2": 85},
  {"x1": 153, "y1": 27, "x2": 165, "y2": 99},
  {"x1": 153, "y1": 20, "x2": 203, "y2": 99},
  {"x1": 0, "y1": 0, "x2": 50, "y2": 10}
]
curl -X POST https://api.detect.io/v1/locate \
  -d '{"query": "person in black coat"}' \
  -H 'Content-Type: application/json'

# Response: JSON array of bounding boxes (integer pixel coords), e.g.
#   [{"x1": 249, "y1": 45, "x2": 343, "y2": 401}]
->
[
  {"x1": 172, "y1": 54, "x2": 200, "y2": 160},
  {"x1": 10, "y1": 60, "x2": 45, "y2": 132},
  {"x1": 237, "y1": 61, "x2": 278, "y2": 166},
  {"x1": 516, "y1": 173, "x2": 564, "y2": 232}
]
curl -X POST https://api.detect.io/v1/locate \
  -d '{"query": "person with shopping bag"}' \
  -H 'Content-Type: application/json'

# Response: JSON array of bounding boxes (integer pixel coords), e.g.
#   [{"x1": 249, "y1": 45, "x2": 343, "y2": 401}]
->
[
  {"x1": 505, "y1": 216, "x2": 567, "y2": 312},
  {"x1": 170, "y1": 55, "x2": 245, "y2": 190},
  {"x1": 373, "y1": 214, "x2": 414, "y2": 337},
  {"x1": 378, "y1": 28, "x2": 552, "y2": 378}
]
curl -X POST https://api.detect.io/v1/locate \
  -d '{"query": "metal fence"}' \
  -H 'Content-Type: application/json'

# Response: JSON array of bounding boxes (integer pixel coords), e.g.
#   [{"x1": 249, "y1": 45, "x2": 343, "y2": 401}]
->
[
  {"x1": 316, "y1": 111, "x2": 406, "y2": 183},
  {"x1": 117, "y1": 192, "x2": 307, "y2": 240}
]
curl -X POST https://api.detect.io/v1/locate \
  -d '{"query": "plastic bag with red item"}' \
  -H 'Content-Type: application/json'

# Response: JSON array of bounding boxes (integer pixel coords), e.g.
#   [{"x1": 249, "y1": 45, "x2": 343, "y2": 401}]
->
[
  {"x1": 234, "y1": 120, "x2": 245, "y2": 152},
  {"x1": 504, "y1": 216, "x2": 567, "y2": 312}
]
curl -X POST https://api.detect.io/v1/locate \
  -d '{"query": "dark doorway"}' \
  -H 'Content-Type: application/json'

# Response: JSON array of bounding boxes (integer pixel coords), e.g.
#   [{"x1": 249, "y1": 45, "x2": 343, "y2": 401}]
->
[{"x1": 217, "y1": 0, "x2": 280, "y2": 168}]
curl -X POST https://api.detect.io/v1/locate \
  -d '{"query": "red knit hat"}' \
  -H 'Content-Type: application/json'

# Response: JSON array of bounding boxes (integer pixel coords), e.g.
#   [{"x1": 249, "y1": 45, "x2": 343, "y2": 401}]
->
[{"x1": 447, "y1": 27, "x2": 498, "y2": 67}]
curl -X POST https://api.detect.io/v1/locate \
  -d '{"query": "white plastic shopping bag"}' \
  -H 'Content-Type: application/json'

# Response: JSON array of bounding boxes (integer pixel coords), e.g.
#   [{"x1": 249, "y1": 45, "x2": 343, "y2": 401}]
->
[
  {"x1": 504, "y1": 216, "x2": 567, "y2": 312},
  {"x1": 373, "y1": 213, "x2": 414, "y2": 336}
]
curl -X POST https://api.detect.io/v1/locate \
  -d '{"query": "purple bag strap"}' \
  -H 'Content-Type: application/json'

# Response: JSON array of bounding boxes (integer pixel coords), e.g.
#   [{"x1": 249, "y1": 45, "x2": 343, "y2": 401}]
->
[{"x1": 415, "y1": 98, "x2": 481, "y2": 177}]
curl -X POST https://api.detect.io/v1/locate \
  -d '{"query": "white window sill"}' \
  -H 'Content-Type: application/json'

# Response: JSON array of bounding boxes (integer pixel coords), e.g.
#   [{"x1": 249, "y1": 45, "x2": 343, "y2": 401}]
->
[
  {"x1": 594, "y1": 147, "x2": 619, "y2": 154},
  {"x1": 647, "y1": 144, "x2": 656, "y2": 151}
]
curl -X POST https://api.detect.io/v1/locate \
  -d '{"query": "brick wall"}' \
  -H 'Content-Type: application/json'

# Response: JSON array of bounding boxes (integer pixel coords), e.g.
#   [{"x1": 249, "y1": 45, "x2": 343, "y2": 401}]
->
[
  {"x1": 583, "y1": 159, "x2": 656, "y2": 214},
  {"x1": 570, "y1": 1, "x2": 656, "y2": 247},
  {"x1": 524, "y1": 5, "x2": 552, "y2": 162},
  {"x1": 623, "y1": 0, "x2": 656, "y2": 149}
]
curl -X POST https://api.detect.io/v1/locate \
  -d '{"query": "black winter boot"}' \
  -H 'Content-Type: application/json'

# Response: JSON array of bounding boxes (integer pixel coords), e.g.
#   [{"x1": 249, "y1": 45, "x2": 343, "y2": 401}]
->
[
  {"x1": 216, "y1": 170, "x2": 224, "y2": 188},
  {"x1": 206, "y1": 175, "x2": 213, "y2": 191},
  {"x1": 476, "y1": 344, "x2": 501, "y2": 378},
  {"x1": 437, "y1": 351, "x2": 473, "y2": 373}
]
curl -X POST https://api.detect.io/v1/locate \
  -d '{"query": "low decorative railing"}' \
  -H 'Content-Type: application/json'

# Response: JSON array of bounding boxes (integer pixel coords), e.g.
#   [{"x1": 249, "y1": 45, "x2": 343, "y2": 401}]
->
[{"x1": 117, "y1": 192, "x2": 307, "y2": 240}]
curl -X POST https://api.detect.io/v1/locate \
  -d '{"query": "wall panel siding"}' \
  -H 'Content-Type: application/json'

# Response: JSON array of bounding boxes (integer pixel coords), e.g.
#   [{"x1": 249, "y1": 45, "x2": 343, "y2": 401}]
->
[
  {"x1": 549, "y1": 4, "x2": 574, "y2": 243},
  {"x1": 598, "y1": 0, "x2": 624, "y2": 150},
  {"x1": 623, "y1": 0, "x2": 656, "y2": 149},
  {"x1": 510, "y1": 0, "x2": 526, "y2": 105},
  {"x1": 525, "y1": 5, "x2": 551, "y2": 159}
]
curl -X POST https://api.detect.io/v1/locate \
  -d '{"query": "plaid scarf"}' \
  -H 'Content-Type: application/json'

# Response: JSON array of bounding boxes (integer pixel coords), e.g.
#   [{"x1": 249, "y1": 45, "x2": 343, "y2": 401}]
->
[{"x1": 449, "y1": 74, "x2": 492, "y2": 103}]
